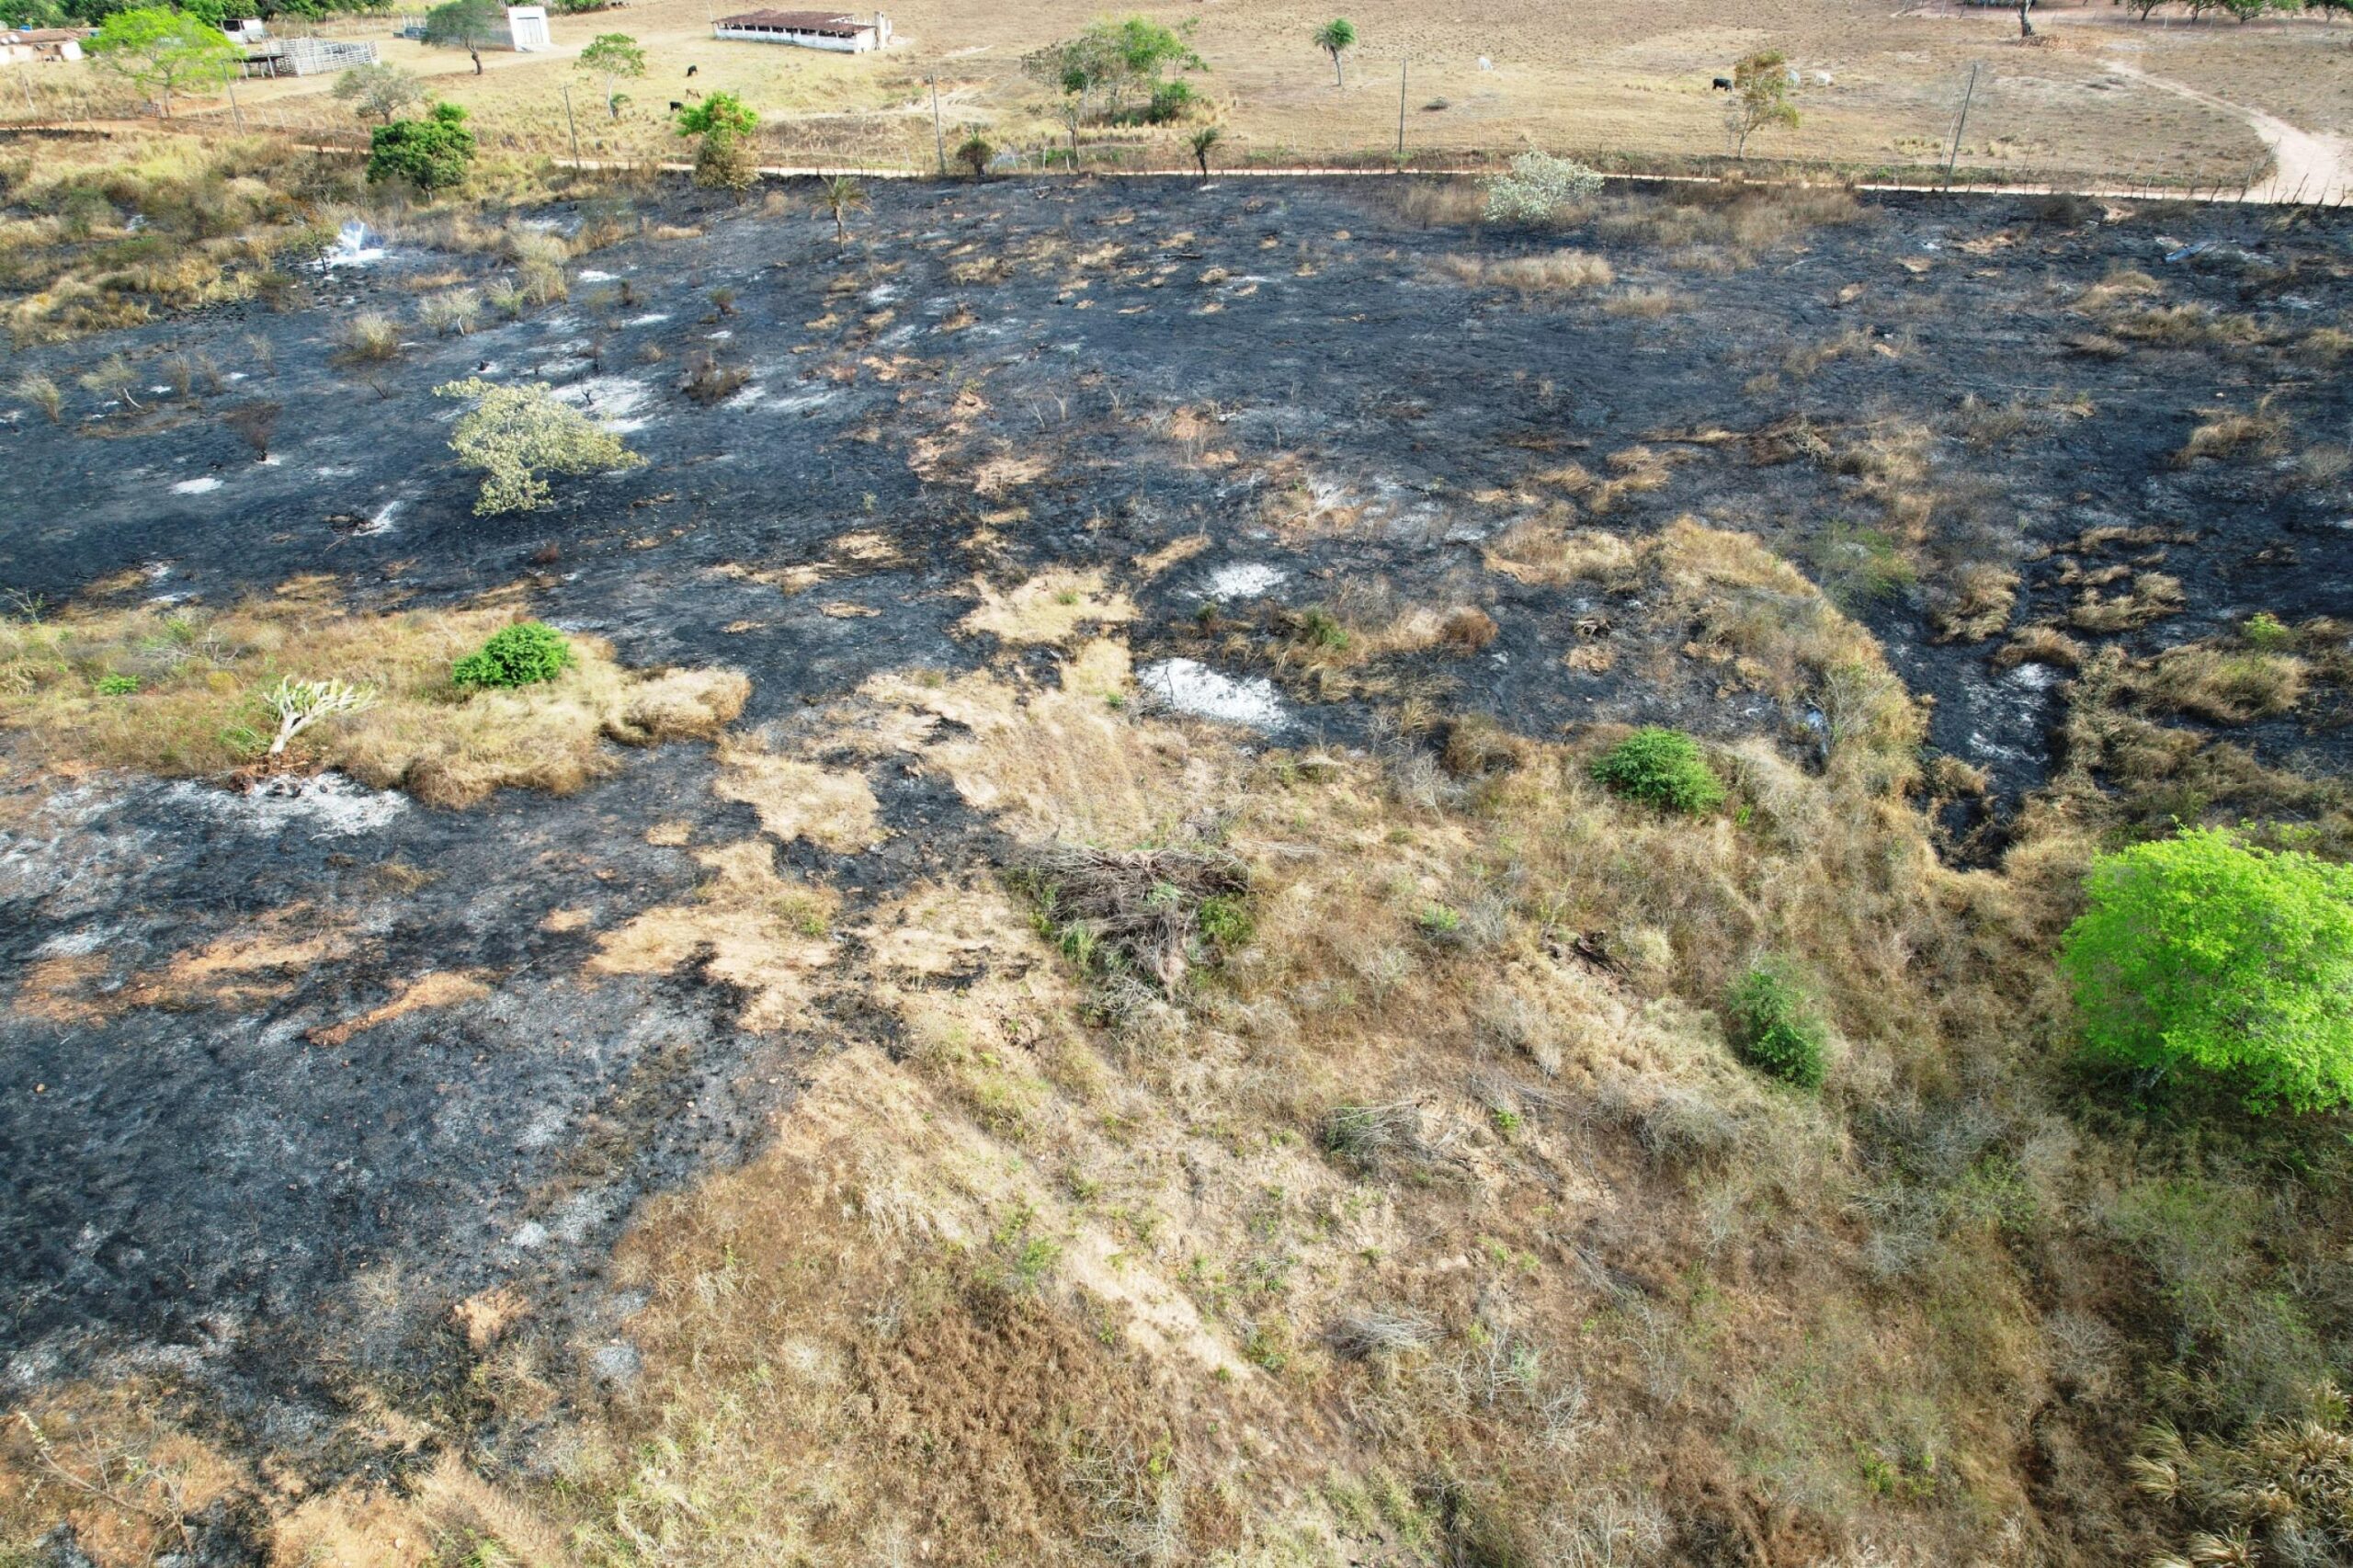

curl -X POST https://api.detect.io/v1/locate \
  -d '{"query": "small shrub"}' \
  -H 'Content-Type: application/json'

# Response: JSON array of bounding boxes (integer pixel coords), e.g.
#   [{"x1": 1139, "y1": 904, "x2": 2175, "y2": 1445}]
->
[
  {"x1": 2062, "y1": 826, "x2": 2353, "y2": 1112},
  {"x1": 2243, "y1": 611, "x2": 2294, "y2": 651},
  {"x1": 1590, "y1": 727, "x2": 1726, "y2": 814},
  {"x1": 1196, "y1": 893, "x2": 1254, "y2": 949},
  {"x1": 1483, "y1": 151, "x2": 1603, "y2": 224},
  {"x1": 453, "y1": 619, "x2": 575, "y2": 689},
  {"x1": 1439, "y1": 607, "x2": 1498, "y2": 650},
  {"x1": 1725, "y1": 964, "x2": 1827, "y2": 1089},
  {"x1": 16, "y1": 373, "x2": 63, "y2": 423},
  {"x1": 418, "y1": 288, "x2": 482, "y2": 336},
  {"x1": 678, "y1": 351, "x2": 749, "y2": 406},
  {"x1": 96, "y1": 673, "x2": 139, "y2": 696},
  {"x1": 954, "y1": 133, "x2": 995, "y2": 178},
  {"x1": 1296, "y1": 607, "x2": 1349, "y2": 650},
  {"x1": 335, "y1": 312, "x2": 401, "y2": 364}
]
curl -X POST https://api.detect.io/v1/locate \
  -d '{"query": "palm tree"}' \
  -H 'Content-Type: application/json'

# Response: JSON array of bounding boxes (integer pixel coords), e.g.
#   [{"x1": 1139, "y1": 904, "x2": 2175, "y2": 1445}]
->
[
  {"x1": 819, "y1": 175, "x2": 867, "y2": 243},
  {"x1": 1313, "y1": 18, "x2": 1355, "y2": 86},
  {"x1": 1189, "y1": 125, "x2": 1222, "y2": 178}
]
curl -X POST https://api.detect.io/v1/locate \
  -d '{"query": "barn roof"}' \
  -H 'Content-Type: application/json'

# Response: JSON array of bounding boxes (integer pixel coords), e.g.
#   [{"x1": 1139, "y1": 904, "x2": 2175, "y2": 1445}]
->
[{"x1": 714, "y1": 9, "x2": 866, "y2": 32}]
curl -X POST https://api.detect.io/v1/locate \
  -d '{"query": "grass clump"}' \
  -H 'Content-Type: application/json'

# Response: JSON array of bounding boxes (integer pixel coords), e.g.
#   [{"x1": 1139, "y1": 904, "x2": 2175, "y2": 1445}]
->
[
  {"x1": 2063, "y1": 826, "x2": 2353, "y2": 1113},
  {"x1": 1725, "y1": 963, "x2": 1828, "y2": 1089},
  {"x1": 453, "y1": 619, "x2": 574, "y2": 689},
  {"x1": 1590, "y1": 726, "x2": 1726, "y2": 814}
]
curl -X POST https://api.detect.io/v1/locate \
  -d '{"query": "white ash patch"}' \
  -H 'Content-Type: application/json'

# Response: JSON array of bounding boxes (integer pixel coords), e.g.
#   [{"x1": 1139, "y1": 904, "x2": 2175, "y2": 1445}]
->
[
  {"x1": 36, "y1": 924, "x2": 114, "y2": 958},
  {"x1": 314, "y1": 465, "x2": 358, "y2": 479},
  {"x1": 356, "y1": 500, "x2": 401, "y2": 536},
  {"x1": 552, "y1": 375, "x2": 655, "y2": 433},
  {"x1": 576, "y1": 268, "x2": 619, "y2": 283},
  {"x1": 724, "y1": 382, "x2": 767, "y2": 409},
  {"x1": 1202, "y1": 562, "x2": 1287, "y2": 600},
  {"x1": 705, "y1": 327, "x2": 733, "y2": 341},
  {"x1": 170, "y1": 475, "x2": 222, "y2": 494},
  {"x1": 1138, "y1": 658, "x2": 1289, "y2": 731},
  {"x1": 508, "y1": 1221, "x2": 550, "y2": 1250},
  {"x1": 770, "y1": 390, "x2": 838, "y2": 416},
  {"x1": 165, "y1": 772, "x2": 408, "y2": 838},
  {"x1": 2005, "y1": 661, "x2": 2063, "y2": 690},
  {"x1": 517, "y1": 1105, "x2": 569, "y2": 1149},
  {"x1": 626, "y1": 312, "x2": 670, "y2": 326}
]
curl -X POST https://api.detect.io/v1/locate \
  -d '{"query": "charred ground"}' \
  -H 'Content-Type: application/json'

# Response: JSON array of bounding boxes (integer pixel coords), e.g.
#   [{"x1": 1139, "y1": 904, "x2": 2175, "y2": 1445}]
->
[{"x1": 5, "y1": 172, "x2": 2353, "y2": 1564}]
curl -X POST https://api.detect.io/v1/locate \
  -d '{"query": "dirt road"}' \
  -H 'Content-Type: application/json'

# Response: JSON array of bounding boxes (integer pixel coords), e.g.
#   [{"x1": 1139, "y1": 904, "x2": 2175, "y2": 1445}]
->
[{"x1": 2103, "y1": 56, "x2": 2353, "y2": 202}]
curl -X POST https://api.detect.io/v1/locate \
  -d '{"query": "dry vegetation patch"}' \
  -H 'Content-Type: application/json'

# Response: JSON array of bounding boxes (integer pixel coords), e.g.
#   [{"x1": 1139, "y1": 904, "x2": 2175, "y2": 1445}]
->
[
  {"x1": 0, "y1": 589, "x2": 745, "y2": 805},
  {"x1": 587, "y1": 840, "x2": 837, "y2": 1032}
]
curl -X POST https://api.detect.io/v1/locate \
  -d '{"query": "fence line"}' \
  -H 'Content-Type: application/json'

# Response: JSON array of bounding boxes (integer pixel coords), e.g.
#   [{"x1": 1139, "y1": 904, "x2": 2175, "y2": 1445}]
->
[{"x1": 4, "y1": 111, "x2": 2347, "y2": 209}]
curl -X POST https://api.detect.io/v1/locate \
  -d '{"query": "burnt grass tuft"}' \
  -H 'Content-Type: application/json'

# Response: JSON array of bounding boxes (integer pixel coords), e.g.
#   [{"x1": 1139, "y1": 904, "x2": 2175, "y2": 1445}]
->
[{"x1": 2, "y1": 174, "x2": 2351, "y2": 1551}]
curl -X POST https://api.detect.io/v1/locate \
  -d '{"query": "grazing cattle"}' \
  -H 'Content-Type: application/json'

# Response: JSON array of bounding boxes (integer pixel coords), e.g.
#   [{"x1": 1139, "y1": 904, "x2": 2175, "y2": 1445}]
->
[
  {"x1": 669, "y1": 100, "x2": 683, "y2": 110},
  {"x1": 686, "y1": 63, "x2": 698, "y2": 76},
  {"x1": 1711, "y1": 75, "x2": 1732, "y2": 90}
]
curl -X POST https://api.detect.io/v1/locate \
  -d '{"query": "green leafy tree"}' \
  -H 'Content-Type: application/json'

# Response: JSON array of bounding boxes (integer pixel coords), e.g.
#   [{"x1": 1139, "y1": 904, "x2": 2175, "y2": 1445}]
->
[
  {"x1": 1589, "y1": 727, "x2": 1726, "y2": 814},
  {"x1": 1188, "y1": 123, "x2": 1222, "y2": 177},
  {"x1": 333, "y1": 61, "x2": 424, "y2": 123},
  {"x1": 818, "y1": 174, "x2": 866, "y2": 243},
  {"x1": 433, "y1": 378, "x2": 645, "y2": 516},
  {"x1": 454, "y1": 620, "x2": 575, "y2": 687},
  {"x1": 368, "y1": 101, "x2": 476, "y2": 193},
  {"x1": 577, "y1": 31, "x2": 644, "y2": 119},
  {"x1": 2061, "y1": 826, "x2": 2353, "y2": 1112},
  {"x1": 676, "y1": 90, "x2": 760, "y2": 195},
  {"x1": 425, "y1": 0, "x2": 499, "y2": 67},
  {"x1": 1022, "y1": 16, "x2": 1200, "y2": 124},
  {"x1": 1726, "y1": 49, "x2": 1799, "y2": 158},
  {"x1": 954, "y1": 131, "x2": 994, "y2": 178},
  {"x1": 85, "y1": 6, "x2": 237, "y2": 117},
  {"x1": 1313, "y1": 17, "x2": 1355, "y2": 86}
]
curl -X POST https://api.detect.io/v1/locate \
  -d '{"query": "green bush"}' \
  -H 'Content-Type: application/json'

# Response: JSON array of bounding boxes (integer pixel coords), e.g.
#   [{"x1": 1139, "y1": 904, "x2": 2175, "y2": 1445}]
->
[
  {"x1": 95, "y1": 673, "x2": 140, "y2": 696},
  {"x1": 453, "y1": 620, "x2": 574, "y2": 689},
  {"x1": 1725, "y1": 964, "x2": 1827, "y2": 1088},
  {"x1": 1197, "y1": 894, "x2": 1255, "y2": 949},
  {"x1": 1590, "y1": 727, "x2": 1726, "y2": 814},
  {"x1": 1483, "y1": 151, "x2": 1603, "y2": 224},
  {"x1": 368, "y1": 102, "x2": 477, "y2": 194},
  {"x1": 2061, "y1": 826, "x2": 2353, "y2": 1112},
  {"x1": 2242, "y1": 610, "x2": 2295, "y2": 651}
]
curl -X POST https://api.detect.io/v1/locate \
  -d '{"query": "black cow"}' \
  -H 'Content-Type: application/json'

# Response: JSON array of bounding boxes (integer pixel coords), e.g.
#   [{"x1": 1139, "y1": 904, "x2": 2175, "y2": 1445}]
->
[
  {"x1": 1711, "y1": 75, "x2": 1733, "y2": 90},
  {"x1": 686, "y1": 64, "x2": 699, "y2": 77},
  {"x1": 669, "y1": 100, "x2": 683, "y2": 110}
]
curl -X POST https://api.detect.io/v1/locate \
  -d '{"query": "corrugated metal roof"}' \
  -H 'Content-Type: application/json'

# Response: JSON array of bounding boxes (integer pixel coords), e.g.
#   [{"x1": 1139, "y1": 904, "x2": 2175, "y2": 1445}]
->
[{"x1": 714, "y1": 9, "x2": 867, "y2": 32}]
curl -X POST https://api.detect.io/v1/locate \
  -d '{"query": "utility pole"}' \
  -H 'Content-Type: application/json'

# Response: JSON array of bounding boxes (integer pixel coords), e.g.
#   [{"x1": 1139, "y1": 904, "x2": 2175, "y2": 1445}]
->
[
  {"x1": 928, "y1": 73, "x2": 944, "y2": 174},
  {"x1": 1395, "y1": 57, "x2": 1405, "y2": 165},
  {"x1": 225, "y1": 72, "x2": 244, "y2": 131},
  {"x1": 562, "y1": 81, "x2": 579, "y2": 160},
  {"x1": 1943, "y1": 62, "x2": 1979, "y2": 192},
  {"x1": 19, "y1": 65, "x2": 37, "y2": 117}
]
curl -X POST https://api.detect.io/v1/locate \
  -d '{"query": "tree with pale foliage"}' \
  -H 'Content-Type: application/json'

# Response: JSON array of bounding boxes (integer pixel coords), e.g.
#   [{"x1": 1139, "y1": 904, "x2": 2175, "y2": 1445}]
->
[
  {"x1": 1313, "y1": 17, "x2": 1354, "y2": 85},
  {"x1": 433, "y1": 379, "x2": 645, "y2": 516},
  {"x1": 333, "y1": 62, "x2": 425, "y2": 124},
  {"x1": 265, "y1": 676, "x2": 379, "y2": 756},
  {"x1": 577, "y1": 32, "x2": 645, "y2": 120},
  {"x1": 1189, "y1": 123, "x2": 1222, "y2": 177},
  {"x1": 86, "y1": 6, "x2": 236, "y2": 118},
  {"x1": 1725, "y1": 50, "x2": 1799, "y2": 158}
]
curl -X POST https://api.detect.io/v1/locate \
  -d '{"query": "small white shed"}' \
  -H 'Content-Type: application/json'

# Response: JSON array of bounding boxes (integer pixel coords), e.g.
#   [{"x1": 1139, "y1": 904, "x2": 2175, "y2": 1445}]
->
[{"x1": 506, "y1": 6, "x2": 551, "y2": 51}]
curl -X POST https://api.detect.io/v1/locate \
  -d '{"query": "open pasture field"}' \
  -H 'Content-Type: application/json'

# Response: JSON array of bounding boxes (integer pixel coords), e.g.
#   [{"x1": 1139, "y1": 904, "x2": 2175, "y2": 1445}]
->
[
  {"x1": 15, "y1": 0, "x2": 2352, "y2": 187},
  {"x1": 3, "y1": 159, "x2": 2353, "y2": 1563}
]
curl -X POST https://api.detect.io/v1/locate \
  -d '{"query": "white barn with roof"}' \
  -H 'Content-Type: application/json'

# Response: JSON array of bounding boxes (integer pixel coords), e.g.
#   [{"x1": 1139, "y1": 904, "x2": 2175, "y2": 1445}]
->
[{"x1": 711, "y1": 9, "x2": 890, "y2": 51}]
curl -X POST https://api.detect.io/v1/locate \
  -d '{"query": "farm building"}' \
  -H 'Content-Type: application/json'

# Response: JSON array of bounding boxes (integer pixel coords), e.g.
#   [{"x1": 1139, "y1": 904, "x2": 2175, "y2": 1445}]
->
[
  {"x1": 221, "y1": 21, "x2": 380, "y2": 75},
  {"x1": 711, "y1": 9, "x2": 891, "y2": 51},
  {"x1": 0, "y1": 28, "x2": 84, "y2": 62}
]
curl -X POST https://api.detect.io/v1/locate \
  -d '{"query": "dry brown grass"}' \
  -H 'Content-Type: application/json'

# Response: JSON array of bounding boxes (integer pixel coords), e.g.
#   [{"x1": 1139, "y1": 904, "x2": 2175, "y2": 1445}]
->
[
  {"x1": 0, "y1": 585, "x2": 747, "y2": 805},
  {"x1": 960, "y1": 567, "x2": 1138, "y2": 645},
  {"x1": 2176, "y1": 405, "x2": 2287, "y2": 465},
  {"x1": 588, "y1": 840, "x2": 838, "y2": 1030},
  {"x1": 1436, "y1": 248, "x2": 1616, "y2": 293},
  {"x1": 2139, "y1": 644, "x2": 2307, "y2": 723}
]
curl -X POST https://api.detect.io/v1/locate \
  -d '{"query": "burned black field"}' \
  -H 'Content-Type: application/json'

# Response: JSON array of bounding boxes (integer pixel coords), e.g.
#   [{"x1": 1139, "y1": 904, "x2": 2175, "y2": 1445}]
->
[{"x1": 6, "y1": 174, "x2": 2353, "y2": 1562}]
